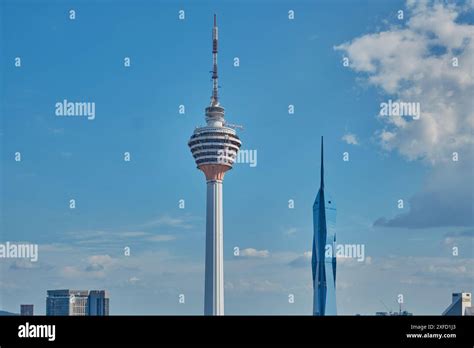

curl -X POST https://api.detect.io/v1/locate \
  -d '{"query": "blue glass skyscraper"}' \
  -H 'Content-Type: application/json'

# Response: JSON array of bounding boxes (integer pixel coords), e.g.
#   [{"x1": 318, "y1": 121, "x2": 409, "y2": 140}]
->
[{"x1": 312, "y1": 137, "x2": 337, "y2": 315}]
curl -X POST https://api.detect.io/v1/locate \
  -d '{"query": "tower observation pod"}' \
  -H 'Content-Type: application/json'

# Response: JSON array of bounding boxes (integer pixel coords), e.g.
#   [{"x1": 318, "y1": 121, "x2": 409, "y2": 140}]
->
[{"x1": 188, "y1": 14, "x2": 242, "y2": 316}]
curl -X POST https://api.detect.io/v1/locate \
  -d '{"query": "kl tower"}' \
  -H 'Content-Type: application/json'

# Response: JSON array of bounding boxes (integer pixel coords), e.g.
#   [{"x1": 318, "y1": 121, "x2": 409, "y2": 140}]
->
[{"x1": 188, "y1": 14, "x2": 242, "y2": 316}]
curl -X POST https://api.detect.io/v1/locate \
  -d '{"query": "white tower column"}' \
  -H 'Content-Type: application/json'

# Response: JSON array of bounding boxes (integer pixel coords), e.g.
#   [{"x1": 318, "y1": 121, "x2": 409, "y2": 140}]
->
[{"x1": 204, "y1": 179, "x2": 224, "y2": 315}]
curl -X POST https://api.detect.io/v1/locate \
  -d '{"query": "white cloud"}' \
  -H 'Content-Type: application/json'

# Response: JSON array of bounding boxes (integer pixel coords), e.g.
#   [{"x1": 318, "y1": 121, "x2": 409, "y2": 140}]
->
[
  {"x1": 336, "y1": 254, "x2": 474, "y2": 314},
  {"x1": 120, "y1": 231, "x2": 149, "y2": 238},
  {"x1": 147, "y1": 234, "x2": 176, "y2": 242},
  {"x1": 127, "y1": 276, "x2": 140, "y2": 284},
  {"x1": 283, "y1": 227, "x2": 298, "y2": 236},
  {"x1": 240, "y1": 248, "x2": 270, "y2": 259},
  {"x1": 62, "y1": 214, "x2": 194, "y2": 248},
  {"x1": 365, "y1": 256, "x2": 372, "y2": 265},
  {"x1": 9, "y1": 259, "x2": 41, "y2": 270},
  {"x1": 60, "y1": 265, "x2": 84, "y2": 278},
  {"x1": 87, "y1": 254, "x2": 116, "y2": 267},
  {"x1": 3, "y1": 239, "x2": 471, "y2": 315},
  {"x1": 335, "y1": 1, "x2": 474, "y2": 164},
  {"x1": 400, "y1": 256, "x2": 474, "y2": 286},
  {"x1": 341, "y1": 133, "x2": 359, "y2": 145},
  {"x1": 336, "y1": 1, "x2": 474, "y2": 228},
  {"x1": 288, "y1": 251, "x2": 312, "y2": 268},
  {"x1": 61, "y1": 254, "x2": 118, "y2": 279},
  {"x1": 225, "y1": 279, "x2": 282, "y2": 293},
  {"x1": 140, "y1": 215, "x2": 193, "y2": 229},
  {"x1": 442, "y1": 229, "x2": 473, "y2": 246}
]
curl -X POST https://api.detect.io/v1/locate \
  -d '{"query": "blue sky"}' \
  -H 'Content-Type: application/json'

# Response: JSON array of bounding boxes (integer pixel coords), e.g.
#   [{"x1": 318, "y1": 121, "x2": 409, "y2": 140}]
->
[{"x1": 1, "y1": 0, "x2": 473, "y2": 315}]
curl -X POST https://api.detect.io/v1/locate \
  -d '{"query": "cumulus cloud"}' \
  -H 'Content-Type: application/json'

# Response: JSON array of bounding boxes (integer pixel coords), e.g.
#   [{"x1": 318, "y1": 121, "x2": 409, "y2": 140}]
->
[
  {"x1": 401, "y1": 256, "x2": 474, "y2": 286},
  {"x1": 62, "y1": 214, "x2": 194, "y2": 248},
  {"x1": 342, "y1": 133, "x2": 359, "y2": 145},
  {"x1": 62, "y1": 254, "x2": 118, "y2": 279},
  {"x1": 443, "y1": 229, "x2": 474, "y2": 247},
  {"x1": 85, "y1": 254, "x2": 116, "y2": 271},
  {"x1": 147, "y1": 234, "x2": 176, "y2": 242},
  {"x1": 127, "y1": 276, "x2": 140, "y2": 284},
  {"x1": 289, "y1": 251, "x2": 312, "y2": 268},
  {"x1": 335, "y1": 1, "x2": 473, "y2": 163},
  {"x1": 336, "y1": 1, "x2": 474, "y2": 228},
  {"x1": 240, "y1": 248, "x2": 270, "y2": 259},
  {"x1": 225, "y1": 279, "x2": 282, "y2": 293},
  {"x1": 139, "y1": 215, "x2": 193, "y2": 229},
  {"x1": 9, "y1": 259, "x2": 41, "y2": 270},
  {"x1": 283, "y1": 227, "x2": 298, "y2": 236}
]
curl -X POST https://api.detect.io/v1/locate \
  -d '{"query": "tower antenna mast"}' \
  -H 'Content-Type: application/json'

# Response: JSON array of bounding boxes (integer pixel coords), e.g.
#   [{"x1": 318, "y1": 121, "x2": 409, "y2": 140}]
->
[{"x1": 211, "y1": 14, "x2": 219, "y2": 106}]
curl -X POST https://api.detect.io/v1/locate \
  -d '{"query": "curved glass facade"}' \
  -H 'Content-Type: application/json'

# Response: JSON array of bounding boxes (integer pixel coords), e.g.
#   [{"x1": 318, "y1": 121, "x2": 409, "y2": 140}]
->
[{"x1": 312, "y1": 138, "x2": 337, "y2": 316}]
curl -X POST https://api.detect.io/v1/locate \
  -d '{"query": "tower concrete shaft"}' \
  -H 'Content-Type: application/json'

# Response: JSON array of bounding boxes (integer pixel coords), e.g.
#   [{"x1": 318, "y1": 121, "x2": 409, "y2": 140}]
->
[{"x1": 204, "y1": 179, "x2": 224, "y2": 315}]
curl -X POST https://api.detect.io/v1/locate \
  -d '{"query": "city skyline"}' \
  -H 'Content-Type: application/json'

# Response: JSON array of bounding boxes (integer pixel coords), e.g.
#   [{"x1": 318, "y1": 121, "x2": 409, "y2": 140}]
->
[{"x1": 0, "y1": 0, "x2": 472, "y2": 315}]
